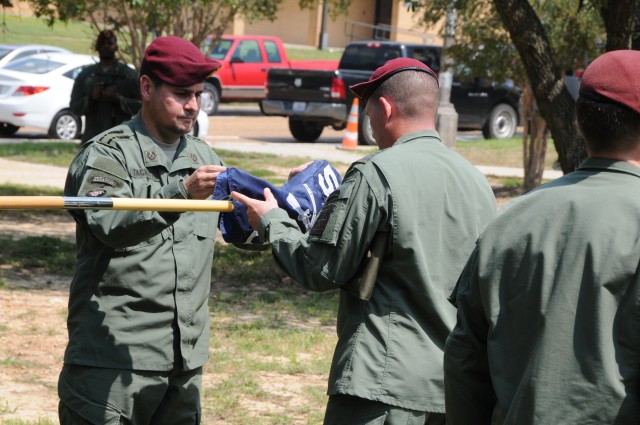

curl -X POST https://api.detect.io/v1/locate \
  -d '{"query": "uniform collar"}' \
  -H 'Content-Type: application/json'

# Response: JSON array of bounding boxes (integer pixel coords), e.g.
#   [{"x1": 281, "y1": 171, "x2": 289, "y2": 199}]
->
[
  {"x1": 130, "y1": 115, "x2": 204, "y2": 171},
  {"x1": 578, "y1": 157, "x2": 640, "y2": 179},
  {"x1": 393, "y1": 129, "x2": 441, "y2": 147}
]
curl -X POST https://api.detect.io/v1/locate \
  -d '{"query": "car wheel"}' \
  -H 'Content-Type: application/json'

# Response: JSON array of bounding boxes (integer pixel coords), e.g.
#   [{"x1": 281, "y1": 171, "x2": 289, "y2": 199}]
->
[
  {"x1": 358, "y1": 111, "x2": 376, "y2": 145},
  {"x1": 0, "y1": 123, "x2": 20, "y2": 137},
  {"x1": 48, "y1": 110, "x2": 80, "y2": 140},
  {"x1": 288, "y1": 118, "x2": 323, "y2": 142},
  {"x1": 201, "y1": 82, "x2": 220, "y2": 116},
  {"x1": 482, "y1": 103, "x2": 517, "y2": 140}
]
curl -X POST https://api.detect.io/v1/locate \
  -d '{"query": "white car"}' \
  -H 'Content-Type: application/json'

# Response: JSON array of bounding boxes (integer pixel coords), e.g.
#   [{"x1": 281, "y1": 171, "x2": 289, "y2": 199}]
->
[
  {"x1": 0, "y1": 52, "x2": 97, "y2": 139},
  {"x1": 0, "y1": 51, "x2": 209, "y2": 140},
  {"x1": 0, "y1": 44, "x2": 71, "y2": 69}
]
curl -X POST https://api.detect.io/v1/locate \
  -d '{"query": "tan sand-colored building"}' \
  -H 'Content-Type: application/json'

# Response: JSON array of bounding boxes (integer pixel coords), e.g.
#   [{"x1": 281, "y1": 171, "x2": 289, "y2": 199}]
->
[
  {"x1": 7, "y1": 0, "x2": 442, "y2": 49},
  {"x1": 234, "y1": 0, "x2": 443, "y2": 48}
]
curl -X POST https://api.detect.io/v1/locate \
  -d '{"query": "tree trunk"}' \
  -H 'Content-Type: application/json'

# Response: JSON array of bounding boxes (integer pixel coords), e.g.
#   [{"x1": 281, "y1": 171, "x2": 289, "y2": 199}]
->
[
  {"x1": 601, "y1": 0, "x2": 638, "y2": 51},
  {"x1": 521, "y1": 85, "x2": 547, "y2": 190},
  {"x1": 491, "y1": 0, "x2": 586, "y2": 175}
]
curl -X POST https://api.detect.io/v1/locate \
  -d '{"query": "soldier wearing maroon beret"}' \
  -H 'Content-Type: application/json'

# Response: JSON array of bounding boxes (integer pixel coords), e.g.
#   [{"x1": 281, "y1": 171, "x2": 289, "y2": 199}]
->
[
  {"x1": 59, "y1": 36, "x2": 228, "y2": 424},
  {"x1": 444, "y1": 50, "x2": 640, "y2": 424},
  {"x1": 232, "y1": 57, "x2": 497, "y2": 424}
]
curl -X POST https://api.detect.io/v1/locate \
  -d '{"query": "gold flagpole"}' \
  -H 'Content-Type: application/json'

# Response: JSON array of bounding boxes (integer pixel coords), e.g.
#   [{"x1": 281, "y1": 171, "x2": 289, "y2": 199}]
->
[{"x1": 0, "y1": 196, "x2": 233, "y2": 213}]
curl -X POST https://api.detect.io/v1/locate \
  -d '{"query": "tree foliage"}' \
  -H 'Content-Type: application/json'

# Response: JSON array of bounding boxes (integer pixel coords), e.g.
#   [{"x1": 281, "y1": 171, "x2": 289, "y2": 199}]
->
[
  {"x1": 417, "y1": 0, "x2": 637, "y2": 174},
  {"x1": 26, "y1": 0, "x2": 282, "y2": 67}
]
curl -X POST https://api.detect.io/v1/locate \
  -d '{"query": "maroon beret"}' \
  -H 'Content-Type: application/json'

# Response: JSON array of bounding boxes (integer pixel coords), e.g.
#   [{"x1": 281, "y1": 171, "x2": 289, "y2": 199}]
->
[
  {"x1": 579, "y1": 50, "x2": 640, "y2": 115},
  {"x1": 350, "y1": 57, "x2": 439, "y2": 102},
  {"x1": 141, "y1": 36, "x2": 222, "y2": 87}
]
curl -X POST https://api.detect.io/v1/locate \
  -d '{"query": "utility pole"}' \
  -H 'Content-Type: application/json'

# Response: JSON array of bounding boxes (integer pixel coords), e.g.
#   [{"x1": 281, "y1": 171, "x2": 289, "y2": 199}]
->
[
  {"x1": 319, "y1": 1, "x2": 329, "y2": 50},
  {"x1": 436, "y1": 4, "x2": 459, "y2": 149}
]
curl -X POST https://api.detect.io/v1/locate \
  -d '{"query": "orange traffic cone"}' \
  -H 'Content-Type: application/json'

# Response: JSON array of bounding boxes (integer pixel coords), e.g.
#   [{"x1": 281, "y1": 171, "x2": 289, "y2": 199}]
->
[{"x1": 338, "y1": 98, "x2": 359, "y2": 150}]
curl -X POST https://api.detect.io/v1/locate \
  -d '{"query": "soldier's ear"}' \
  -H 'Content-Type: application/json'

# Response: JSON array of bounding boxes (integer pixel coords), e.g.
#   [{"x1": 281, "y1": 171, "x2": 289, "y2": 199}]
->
[{"x1": 140, "y1": 75, "x2": 153, "y2": 100}]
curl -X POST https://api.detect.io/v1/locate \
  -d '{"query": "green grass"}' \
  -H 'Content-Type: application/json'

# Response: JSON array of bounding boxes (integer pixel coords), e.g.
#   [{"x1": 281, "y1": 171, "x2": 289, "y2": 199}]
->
[
  {"x1": 0, "y1": 141, "x2": 78, "y2": 168},
  {"x1": 455, "y1": 137, "x2": 560, "y2": 169},
  {"x1": 0, "y1": 14, "x2": 96, "y2": 54}
]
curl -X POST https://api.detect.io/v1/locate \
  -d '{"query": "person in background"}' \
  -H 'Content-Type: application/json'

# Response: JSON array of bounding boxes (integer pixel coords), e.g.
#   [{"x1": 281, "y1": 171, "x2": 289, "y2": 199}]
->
[
  {"x1": 70, "y1": 30, "x2": 141, "y2": 144},
  {"x1": 232, "y1": 58, "x2": 497, "y2": 424},
  {"x1": 444, "y1": 50, "x2": 640, "y2": 424},
  {"x1": 59, "y1": 36, "x2": 225, "y2": 424}
]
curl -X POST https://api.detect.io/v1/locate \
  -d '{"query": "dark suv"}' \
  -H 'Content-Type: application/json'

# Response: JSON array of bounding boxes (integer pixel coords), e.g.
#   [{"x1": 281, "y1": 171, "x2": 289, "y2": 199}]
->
[{"x1": 451, "y1": 74, "x2": 522, "y2": 139}]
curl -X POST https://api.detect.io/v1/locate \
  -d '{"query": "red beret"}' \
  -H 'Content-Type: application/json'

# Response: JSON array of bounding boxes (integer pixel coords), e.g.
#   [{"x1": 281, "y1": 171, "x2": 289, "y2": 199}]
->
[
  {"x1": 579, "y1": 50, "x2": 640, "y2": 115},
  {"x1": 350, "y1": 57, "x2": 439, "y2": 102},
  {"x1": 141, "y1": 36, "x2": 222, "y2": 87}
]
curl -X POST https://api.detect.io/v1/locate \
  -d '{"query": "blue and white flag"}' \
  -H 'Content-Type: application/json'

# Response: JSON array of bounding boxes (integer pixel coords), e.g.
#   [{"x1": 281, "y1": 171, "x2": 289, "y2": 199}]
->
[{"x1": 213, "y1": 160, "x2": 342, "y2": 246}]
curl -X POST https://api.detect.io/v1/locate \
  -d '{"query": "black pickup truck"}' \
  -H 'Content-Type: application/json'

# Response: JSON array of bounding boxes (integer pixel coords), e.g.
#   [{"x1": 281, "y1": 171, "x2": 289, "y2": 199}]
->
[{"x1": 260, "y1": 41, "x2": 522, "y2": 145}]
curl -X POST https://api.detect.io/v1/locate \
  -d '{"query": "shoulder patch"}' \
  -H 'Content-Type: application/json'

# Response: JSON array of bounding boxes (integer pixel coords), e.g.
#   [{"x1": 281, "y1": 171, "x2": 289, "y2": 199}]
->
[
  {"x1": 86, "y1": 156, "x2": 129, "y2": 180},
  {"x1": 85, "y1": 189, "x2": 107, "y2": 197},
  {"x1": 309, "y1": 203, "x2": 335, "y2": 236},
  {"x1": 90, "y1": 176, "x2": 117, "y2": 187}
]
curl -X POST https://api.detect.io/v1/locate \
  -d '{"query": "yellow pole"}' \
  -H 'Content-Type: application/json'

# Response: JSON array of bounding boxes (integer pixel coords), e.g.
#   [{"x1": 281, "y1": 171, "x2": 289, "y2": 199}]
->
[{"x1": 0, "y1": 196, "x2": 233, "y2": 212}]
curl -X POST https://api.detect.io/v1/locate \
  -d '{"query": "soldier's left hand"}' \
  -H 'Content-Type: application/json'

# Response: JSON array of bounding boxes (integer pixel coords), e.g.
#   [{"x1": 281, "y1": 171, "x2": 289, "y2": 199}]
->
[{"x1": 231, "y1": 188, "x2": 279, "y2": 230}]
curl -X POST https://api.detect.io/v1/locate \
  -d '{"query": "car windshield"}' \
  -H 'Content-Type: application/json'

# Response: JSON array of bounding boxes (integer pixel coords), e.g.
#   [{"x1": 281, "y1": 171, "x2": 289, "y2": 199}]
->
[
  {"x1": 4, "y1": 57, "x2": 65, "y2": 74},
  {"x1": 209, "y1": 40, "x2": 232, "y2": 60},
  {"x1": 0, "y1": 47, "x2": 13, "y2": 60},
  {"x1": 339, "y1": 45, "x2": 405, "y2": 71}
]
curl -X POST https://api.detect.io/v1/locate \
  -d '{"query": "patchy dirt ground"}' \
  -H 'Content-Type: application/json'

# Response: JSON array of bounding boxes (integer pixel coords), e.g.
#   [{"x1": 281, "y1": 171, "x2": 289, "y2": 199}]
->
[
  {"x1": 0, "y1": 214, "x2": 330, "y2": 424},
  {"x1": 0, "y1": 179, "x2": 521, "y2": 423}
]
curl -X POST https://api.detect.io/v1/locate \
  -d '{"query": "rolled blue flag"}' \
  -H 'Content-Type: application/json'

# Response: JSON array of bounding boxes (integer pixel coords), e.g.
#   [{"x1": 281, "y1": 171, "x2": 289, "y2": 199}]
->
[{"x1": 213, "y1": 160, "x2": 342, "y2": 247}]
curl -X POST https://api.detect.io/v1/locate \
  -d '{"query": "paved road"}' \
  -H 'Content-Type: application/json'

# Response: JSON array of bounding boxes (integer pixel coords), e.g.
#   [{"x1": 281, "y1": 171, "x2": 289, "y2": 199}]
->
[{"x1": 0, "y1": 104, "x2": 561, "y2": 189}]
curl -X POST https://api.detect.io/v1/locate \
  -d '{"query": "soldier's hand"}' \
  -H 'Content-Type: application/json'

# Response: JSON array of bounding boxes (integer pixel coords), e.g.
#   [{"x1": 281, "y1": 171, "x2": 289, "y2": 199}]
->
[
  {"x1": 184, "y1": 165, "x2": 227, "y2": 200},
  {"x1": 92, "y1": 83, "x2": 104, "y2": 100},
  {"x1": 102, "y1": 85, "x2": 120, "y2": 102},
  {"x1": 231, "y1": 188, "x2": 279, "y2": 230},
  {"x1": 287, "y1": 161, "x2": 313, "y2": 180}
]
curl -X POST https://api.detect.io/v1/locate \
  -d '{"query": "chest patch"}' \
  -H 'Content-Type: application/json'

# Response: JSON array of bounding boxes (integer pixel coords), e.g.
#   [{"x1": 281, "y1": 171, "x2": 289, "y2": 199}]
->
[{"x1": 131, "y1": 168, "x2": 152, "y2": 179}]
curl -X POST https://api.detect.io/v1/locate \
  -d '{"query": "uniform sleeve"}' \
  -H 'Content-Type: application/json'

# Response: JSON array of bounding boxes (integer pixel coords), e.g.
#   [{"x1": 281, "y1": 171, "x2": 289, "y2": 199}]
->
[
  {"x1": 65, "y1": 144, "x2": 179, "y2": 249},
  {"x1": 69, "y1": 67, "x2": 91, "y2": 116},
  {"x1": 444, "y1": 247, "x2": 496, "y2": 425},
  {"x1": 258, "y1": 165, "x2": 387, "y2": 292}
]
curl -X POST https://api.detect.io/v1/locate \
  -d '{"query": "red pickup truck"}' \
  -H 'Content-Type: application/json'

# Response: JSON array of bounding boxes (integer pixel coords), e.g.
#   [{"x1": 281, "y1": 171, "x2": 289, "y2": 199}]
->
[{"x1": 201, "y1": 35, "x2": 338, "y2": 115}]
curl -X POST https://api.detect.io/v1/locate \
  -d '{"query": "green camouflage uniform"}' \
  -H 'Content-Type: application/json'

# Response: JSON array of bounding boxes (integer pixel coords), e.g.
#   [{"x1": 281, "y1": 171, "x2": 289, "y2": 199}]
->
[
  {"x1": 445, "y1": 158, "x2": 640, "y2": 424},
  {"x1": 59, "y1": 115, "x2": 223, "y2": 423},
  {"x1": 70, "y1": 61, "x2": 141, "y2": 143},
  {"x1": 257, "y1": 130, "x2": 497, "y2": 416}
]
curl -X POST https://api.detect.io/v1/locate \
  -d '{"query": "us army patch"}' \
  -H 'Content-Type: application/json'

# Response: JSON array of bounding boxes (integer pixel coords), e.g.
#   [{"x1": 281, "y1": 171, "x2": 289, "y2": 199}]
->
[
  {"x1": 85, "y1": 189, "x2": 107, "y2": 197},
  {"x1": 90, "y1": 176, "x2": 117, "y2": 187}
]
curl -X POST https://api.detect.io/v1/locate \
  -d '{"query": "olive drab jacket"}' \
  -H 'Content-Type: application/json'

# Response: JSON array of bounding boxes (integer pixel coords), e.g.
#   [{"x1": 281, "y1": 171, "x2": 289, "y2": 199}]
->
[
  {"x1": 63, "y1": 116, "x2": 224, "y2": 371},
  {"x1": 70, "y1": 61, "x2": 141, "y2": 143},
  {"x1": 257, "y1": 130, "x2": 497, "y2": 412},
  {"x1": 444, "y1": 158, "x2": 640, "y2": 424}
]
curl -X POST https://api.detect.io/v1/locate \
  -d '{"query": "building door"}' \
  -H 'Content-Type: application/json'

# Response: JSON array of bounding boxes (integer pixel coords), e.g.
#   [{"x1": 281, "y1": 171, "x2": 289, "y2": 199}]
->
[{"x1": 375, "y1": 0, "x2": 393, "y2": 39}]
